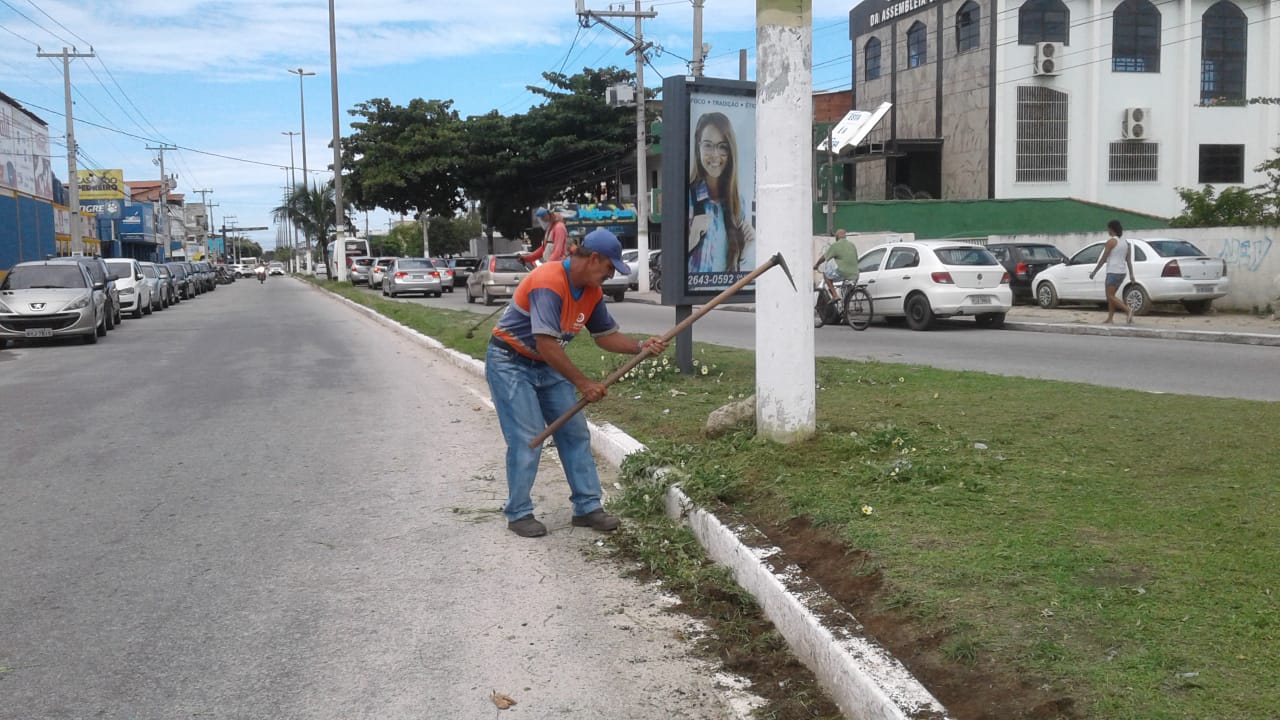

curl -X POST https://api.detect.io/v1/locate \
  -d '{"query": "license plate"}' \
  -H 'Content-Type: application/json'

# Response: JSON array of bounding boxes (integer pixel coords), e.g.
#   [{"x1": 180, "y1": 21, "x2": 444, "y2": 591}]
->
[
  {"x1": 971, "y1": 295, "x2": 992, "y2": 305},
  {"x1": 25, "y1": 328, "x2": 53, "y2": 338},
  {"x1": 412, "y1": 275, "x2": 425, "y2": 280},
  {"x1": 1195, "y1": 284, "x2": 1214, "y2": 294}
]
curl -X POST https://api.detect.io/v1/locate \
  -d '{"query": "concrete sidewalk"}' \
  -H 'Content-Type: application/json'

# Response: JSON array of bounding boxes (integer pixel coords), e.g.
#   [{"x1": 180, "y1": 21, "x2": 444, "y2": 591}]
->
[{"x1": 624, "y1": 289, "x2": 1280, "y2": 347}]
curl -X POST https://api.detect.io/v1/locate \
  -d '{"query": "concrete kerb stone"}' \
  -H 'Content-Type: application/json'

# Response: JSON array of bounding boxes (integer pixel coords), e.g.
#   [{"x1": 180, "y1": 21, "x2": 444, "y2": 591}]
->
[
  {"x1": 1003, "y1": 321, "x2": 1280, "y2": 347},
  {"x1": 308, "y1": 282, "x2": 953, "y2": 720}
]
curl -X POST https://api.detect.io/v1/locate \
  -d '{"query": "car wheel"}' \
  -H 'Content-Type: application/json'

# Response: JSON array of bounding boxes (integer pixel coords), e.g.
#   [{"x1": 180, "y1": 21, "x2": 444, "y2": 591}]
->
[
  {"x1": 142, "y1": 301, "x2": 152, "y2": 315},
  {"x1": 96, "y1": 310, "x2": 108, "y2": 337},
  {"x1": 444, "y1": 287, "x2": 453, "y2": 293},
  {"x1": 974, "y1": 312, "x2": 1006, "y2": 329},
  {"x1": 1183, "y1": 299, "x2": 1212, "y2": 315},
  {"x1": 132, "y1": 304, "x2": 143, "y2": 319},
  {"x1": 466, "y1": 287, "x2": 475, "y2": 304},
  {"x1": 105, "y1": 307, "x2": 115, "y2": 331},
  {"x1": 610, "y1": 291, "x2": 625, "y2": 303},
  {"x1": 114, "y1": 306, "x2": 122, "y2": 325},
  {"x1": 83, "y1": 329, "x2": 98, "y2": 344},
  {"x1": 1123, "y1": 284, "x2": 1151, "y2": 316},
  {"x1": 382, "y1": 282, "x2": 388, "y2": 296},
  {"x1": 484, "y1": 291, "x2": 495, "y2": 306},
  {"x1": 1035, "y1": 282, "x2": 1059, "y2": 309},
  {"x1": 905, "y1": 294, "x2": 934, "y2": 331}
]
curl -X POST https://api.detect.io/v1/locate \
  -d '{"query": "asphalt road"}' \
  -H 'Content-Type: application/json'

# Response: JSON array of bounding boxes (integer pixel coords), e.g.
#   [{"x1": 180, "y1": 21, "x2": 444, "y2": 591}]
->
[
  {"x1": 400, "y1": 280, "x2": 1280, "y2": 402},
  {"x1": 0, "y1": 278, "x2": 747, "y2": 719}
]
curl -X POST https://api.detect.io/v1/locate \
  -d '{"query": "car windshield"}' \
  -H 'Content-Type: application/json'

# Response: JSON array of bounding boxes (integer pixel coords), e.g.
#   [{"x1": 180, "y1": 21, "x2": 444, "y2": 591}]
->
[
  {"x1": 934, "y1": 247, "x2": 998, "y2": 266},
  {"x1": 493, "y1": 257, "x2": 526, "y2": 272},
  {"x1": 353, "y1": 258, "x2": 375, "y2": 267},
  {"x1": 1146, "y1": 240, "x2": 1206, "y2": 258},
  {"x1": 167, "y1": 265, "x2": 186, "y2": 278},
  {"x1": 140, "y1": 265, "x2": 156, "y2": 278},
  {"x1": 451, "y1": 258, "x2": 479, "y2": 269},
  {"x1": 1022, "y1": 245, "x2": 1065, "y2": 261},
  {"x1": 397, "y1": 259, "x2": 432, "y2": 270},
  {"x1": 1, "y1": 265, "x2": 88, "y2": 289},
  {"x1": 105, "y1": 261, "x2": 133, "y2": 275}
]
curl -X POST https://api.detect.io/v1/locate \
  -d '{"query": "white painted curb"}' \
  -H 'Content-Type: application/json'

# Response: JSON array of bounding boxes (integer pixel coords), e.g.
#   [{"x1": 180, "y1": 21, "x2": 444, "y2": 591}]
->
[{"x1": 312, "y1": 283, "x2": 953, "y2": 720}]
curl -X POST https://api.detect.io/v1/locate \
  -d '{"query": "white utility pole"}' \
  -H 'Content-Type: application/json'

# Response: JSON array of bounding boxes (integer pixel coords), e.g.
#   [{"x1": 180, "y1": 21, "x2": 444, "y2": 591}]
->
[
  {"x1": 575, "y1": 1, "x2": 656, "y2": 293},
  {"x1": 288, "y1": 67, "x2": 316, "y2": 273},
  {"x1": 37, "y1": 46, "x2": 94, "y2": 252},
  {"x1": 328, "y1": 0, "x2": 346, "y2": 282},
  {"x1": 421, "y1": 215, "x2": 430, "y2": 258},
  {"x1": 282, "y1": 131, "x2": 301, "y2": 270},
  {"x1": 192, "y1": 188, "x2": 214, "y2": 260},
  {"x1": 755, "y1": 0, "x2": 815, "y2": 443},
  {"x1": 147, "y1": 144, "x2": 176, "y2": 261},
  {"x1": 692, "y1": 0, "x2": 706, "y2": 77}
]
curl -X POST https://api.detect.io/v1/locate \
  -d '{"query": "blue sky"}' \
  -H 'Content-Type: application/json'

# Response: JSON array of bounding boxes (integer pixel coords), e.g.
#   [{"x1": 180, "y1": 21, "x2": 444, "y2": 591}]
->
[{"x1": 0, "y1": 1, "x2": 857, "y2": 250}]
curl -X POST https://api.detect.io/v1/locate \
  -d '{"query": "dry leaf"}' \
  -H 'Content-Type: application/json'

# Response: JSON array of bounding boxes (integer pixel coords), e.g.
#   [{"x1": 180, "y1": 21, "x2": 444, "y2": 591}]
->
[{"x1": 491, "y1": 690, "x2": 517, "y2": 710}]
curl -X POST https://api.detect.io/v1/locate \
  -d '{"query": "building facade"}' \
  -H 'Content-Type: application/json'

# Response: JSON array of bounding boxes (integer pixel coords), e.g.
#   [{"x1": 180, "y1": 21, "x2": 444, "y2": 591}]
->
[{"x1": 849, "y1": 0, "x2": 1280, "y2": 217}]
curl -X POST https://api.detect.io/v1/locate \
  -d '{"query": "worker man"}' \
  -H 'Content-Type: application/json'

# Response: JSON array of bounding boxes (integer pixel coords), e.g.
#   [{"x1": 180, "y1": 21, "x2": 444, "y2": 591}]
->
[
  {"x1": 521, "y1": 207, "x2": 569, "y2": 265},
  {"x1": 486, "y1": 228, "x2": 667, "y2": 538}
]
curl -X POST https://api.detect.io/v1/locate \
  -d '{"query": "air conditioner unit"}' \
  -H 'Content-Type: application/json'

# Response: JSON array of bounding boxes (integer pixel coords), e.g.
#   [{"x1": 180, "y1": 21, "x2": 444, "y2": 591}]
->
[
  {"x1": 606, "y1": 83, "x2": 635, "y2": 108},
  {"x1": 1121, "y1": 107, "x2": 1152, "y2": 140},
  {"x1": 1033, "y1": 42, "x2": 1063, "y2": 76}
]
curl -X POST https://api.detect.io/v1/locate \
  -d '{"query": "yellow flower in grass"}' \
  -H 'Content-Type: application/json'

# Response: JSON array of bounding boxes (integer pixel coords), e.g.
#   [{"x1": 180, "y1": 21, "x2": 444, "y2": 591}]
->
[
  {"x1": 861, "y1": 504, "x2": 874, "y2": 515},
  {"x1": 701, "y1": 365, "x2": 709, "y2": 375}
]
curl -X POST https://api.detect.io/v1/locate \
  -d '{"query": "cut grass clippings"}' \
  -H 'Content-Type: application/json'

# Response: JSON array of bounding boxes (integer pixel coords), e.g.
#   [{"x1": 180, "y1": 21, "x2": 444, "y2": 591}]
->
[{"x1": 315, "y1": 278, "x2": 1280, "y2": 720}]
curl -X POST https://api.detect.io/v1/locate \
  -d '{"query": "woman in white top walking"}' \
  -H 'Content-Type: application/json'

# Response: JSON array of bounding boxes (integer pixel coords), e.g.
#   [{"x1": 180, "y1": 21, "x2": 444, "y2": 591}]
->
[{"x1": 1089, "y1": 219, "x2": 1136, "y2": 324}]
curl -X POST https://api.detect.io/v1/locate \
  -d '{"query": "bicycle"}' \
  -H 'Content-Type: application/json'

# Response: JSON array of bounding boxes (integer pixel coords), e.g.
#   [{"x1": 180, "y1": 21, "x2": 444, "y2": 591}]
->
[{"x1": 814, "y1": 280, "x2": 872, "y2": 331}]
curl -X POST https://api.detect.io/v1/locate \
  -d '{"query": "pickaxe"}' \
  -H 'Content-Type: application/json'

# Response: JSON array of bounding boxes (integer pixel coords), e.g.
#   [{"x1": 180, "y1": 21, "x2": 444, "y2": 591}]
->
[{"x1": 529, "y1": 252, "x2": 797, "y2": 447}]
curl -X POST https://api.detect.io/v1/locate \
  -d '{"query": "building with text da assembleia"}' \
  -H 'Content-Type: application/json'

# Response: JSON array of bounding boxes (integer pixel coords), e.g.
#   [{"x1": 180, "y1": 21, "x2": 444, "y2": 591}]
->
[{"x1": 846, "y1": 0, "x2": 1280, "y2": 218}]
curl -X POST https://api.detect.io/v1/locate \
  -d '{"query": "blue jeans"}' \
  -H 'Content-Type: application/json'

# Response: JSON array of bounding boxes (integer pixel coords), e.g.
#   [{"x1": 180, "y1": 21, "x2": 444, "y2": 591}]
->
[{"x1": 485, "y1": 342, "x2": 604, "y2": 522}]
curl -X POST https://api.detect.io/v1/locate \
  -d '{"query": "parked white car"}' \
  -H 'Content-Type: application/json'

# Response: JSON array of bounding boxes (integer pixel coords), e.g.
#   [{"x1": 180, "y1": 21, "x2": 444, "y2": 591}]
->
[
  {"x1": 621, "y1": 249, "x2": 658, "y2": 290},
  {"x1": 104, "y1": 258, "x2": 152, "y2": 319},
  {"x1": 1032, "y1": 237, "x2": 1229, "y2": 315},
  {"x1": 857, "y1": 240, "x2": 1012, "y2": 330}
]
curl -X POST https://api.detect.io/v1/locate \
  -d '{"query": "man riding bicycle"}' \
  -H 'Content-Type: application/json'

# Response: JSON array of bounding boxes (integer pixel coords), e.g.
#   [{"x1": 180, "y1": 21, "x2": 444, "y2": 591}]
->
[{"x1": 814, "y1": 229, "x2": 859, "y2": 302}]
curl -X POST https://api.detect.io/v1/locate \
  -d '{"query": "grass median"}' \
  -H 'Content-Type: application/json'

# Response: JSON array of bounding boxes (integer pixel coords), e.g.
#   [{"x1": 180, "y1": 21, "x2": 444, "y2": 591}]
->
[{"x1": 317, "y1": 278, "x2": 1280, "y2": 720}]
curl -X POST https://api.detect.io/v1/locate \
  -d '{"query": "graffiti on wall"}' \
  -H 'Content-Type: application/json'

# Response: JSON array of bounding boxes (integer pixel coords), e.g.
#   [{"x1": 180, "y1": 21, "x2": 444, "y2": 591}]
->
[{"x1": 1217, "y1": 236, "x2": 1272, "y2": 272}]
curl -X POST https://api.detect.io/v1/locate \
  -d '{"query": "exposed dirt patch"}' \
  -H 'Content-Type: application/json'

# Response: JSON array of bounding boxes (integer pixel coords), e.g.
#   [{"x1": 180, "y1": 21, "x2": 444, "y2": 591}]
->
[{"x1": 757, "y1": 516, "x2": 1081, "y2": 720}]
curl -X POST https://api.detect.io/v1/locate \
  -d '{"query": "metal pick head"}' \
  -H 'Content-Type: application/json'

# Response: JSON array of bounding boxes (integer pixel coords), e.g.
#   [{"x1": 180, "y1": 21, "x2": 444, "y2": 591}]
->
[{"x1": 771, "y1": 252, "x2": 798, "y2": 292}]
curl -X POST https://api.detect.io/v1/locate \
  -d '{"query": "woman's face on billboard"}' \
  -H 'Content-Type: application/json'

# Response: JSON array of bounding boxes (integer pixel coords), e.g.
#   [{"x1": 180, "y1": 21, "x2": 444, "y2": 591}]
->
[{"x1": 697, "y1": 124, "x2": 730, "y2": 180}]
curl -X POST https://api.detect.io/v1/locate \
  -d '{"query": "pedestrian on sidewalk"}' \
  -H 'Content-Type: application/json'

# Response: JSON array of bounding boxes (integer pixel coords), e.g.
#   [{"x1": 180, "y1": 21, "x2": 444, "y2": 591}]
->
[
  {"x1": 521, "y1": 207, "x2": 569, "y2": 265},
  {"x1": 486, "y1": 228, "x2": 668, "y2": 538},
  {"x1": 1089, "y1": 219, "x2": 1135, "y2": 324}
]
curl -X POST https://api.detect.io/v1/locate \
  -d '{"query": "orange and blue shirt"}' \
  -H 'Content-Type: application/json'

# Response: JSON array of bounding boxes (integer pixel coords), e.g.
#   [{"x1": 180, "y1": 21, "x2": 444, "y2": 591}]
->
[{"x1": 491, "y1": 259, "x2": 618, "y2": 361}]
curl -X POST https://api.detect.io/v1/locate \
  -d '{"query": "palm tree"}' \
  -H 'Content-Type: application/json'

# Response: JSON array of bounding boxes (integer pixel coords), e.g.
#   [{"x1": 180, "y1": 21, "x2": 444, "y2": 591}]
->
[{"x1": 272, "y1": 180, "x2": 353, "y2": 272}]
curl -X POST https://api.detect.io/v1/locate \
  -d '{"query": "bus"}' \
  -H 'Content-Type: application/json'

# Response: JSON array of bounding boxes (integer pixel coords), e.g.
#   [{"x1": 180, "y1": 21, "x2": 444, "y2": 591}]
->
[{"x1": 326, "y1": 236, "x2": 370, "y2": 279}]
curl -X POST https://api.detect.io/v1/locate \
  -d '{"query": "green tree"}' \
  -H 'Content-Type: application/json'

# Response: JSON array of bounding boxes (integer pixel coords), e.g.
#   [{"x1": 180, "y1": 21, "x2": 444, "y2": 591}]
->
[
  {"x1": 341, "y1": 98, "x2": 466, "y2": 219},
  {"x1": 272, "y1": 181, "x2": 353, "y2": 271},
  {"x1": 1171, "y1": 146, "x2": 1280, "y2": 227}
]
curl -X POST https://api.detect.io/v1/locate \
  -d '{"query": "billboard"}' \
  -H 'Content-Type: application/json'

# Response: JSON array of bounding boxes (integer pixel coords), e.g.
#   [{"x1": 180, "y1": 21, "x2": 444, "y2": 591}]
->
[
  {"x1": 555, "y1": 202, "x2": 638, "y2": 238},
  {"x1": 77, "y1": 169, "x2": 126, "y2": 199},
  {"x1": 659, "y1": 76, "x2": 757, "y2": 304},
  {"x1": 79, "y1": 198, "x2": 125, "y2": 218},
  {"x1": 0, "y1": 99, "x2": 53, "y2": 201}
]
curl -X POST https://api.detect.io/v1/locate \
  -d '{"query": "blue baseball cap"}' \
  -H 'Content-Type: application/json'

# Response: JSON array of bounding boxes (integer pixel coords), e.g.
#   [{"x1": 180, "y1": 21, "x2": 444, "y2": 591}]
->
[
  {"x1": 534, "y1": 207, "x2": 549, "y2": 218},
  {"x1": 582, "y1": 228, "x2": 631, "y2": 275}
]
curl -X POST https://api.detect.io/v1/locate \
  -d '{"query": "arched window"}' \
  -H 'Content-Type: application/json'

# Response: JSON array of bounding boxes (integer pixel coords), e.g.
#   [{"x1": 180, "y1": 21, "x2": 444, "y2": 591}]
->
[
  {"x1": 907, "y1": 22, "x2": 928, "y2": 68},
  {"x1": 1018, "y1": 0, "x2": 1070, "y2": 45},
  {"x1": 957, "y1": 1, "x2": 982, "y2": 52},
  {"x1": 1201, "y1": 1, "x2": 1247, "y2": 104},
  {"x1": 1112, "y1": 0, "x2": 1161, "y2": 72},
  {"x1": 864, "y1": 37, "x2": 882, "y2": 80}
]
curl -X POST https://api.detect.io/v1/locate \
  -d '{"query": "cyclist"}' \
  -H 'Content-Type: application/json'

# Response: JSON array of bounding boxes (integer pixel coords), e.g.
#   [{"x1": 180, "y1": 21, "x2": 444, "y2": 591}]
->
[{"x1": 814, "y1": 229, "x2": 860, "y2": 306}]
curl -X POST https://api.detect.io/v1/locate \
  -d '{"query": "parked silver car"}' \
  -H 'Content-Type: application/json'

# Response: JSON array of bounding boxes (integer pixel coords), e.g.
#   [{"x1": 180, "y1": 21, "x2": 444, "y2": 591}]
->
[
  {"x1": 368, "y1": 257, "x2": 398, "y2": 289},
  {"x1": 0, "y1": 261, "x2": 107, "y2": 345},
  {"x1": 382, "y1": 257, "x2": 443, "y2": 297},
  {"x1": 348, "y1": 256, "x2": 376, "y2": 285},
  {"x1": 466, "y1": 254, "x2": 530, "y2": 306},
  {"x1": 138, "y1": 261, "x2": 169, "y2": 311}
]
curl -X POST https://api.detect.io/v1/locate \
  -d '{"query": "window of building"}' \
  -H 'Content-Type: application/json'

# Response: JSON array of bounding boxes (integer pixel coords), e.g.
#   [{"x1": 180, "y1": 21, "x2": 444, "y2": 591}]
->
[
  {"x1": 864, "y1": 37, "x2": 881, "y2": 80},
  {"x1": 1198, "y1": 144, "x2": 1245, "y2": 183},
  {"x1": 907, "y1": 23, "x2": 928, "y2": 68},
  {"x1": 1108, "y1": 142, "x2": 1159, "y2": 182},
  {"x1": 957, "y1": 2, "x2": 982, "y2": 52},
  {"x1": 1112, "y1": 0, "x2": 1161, "y2": 72},
  {"x1": 1200, "y1": 2, "x2": 1247, "y2": 104},
  {"x1": 1018, "y1": 0, "x2": 1070, "y2": 45},
  {"x1": 1015, "y1": 86, "x2": 1069, "y2": 183}
]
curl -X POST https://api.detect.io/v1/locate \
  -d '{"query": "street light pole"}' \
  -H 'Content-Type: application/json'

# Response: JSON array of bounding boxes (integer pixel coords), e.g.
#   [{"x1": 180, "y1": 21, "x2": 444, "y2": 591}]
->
[
  {"x1": 328, "y1": 0, "x2": 346, "y2": 281},
  {"x1": 282, "y1": 131, "x2": 300, "y2": 272},
  {"x1": 288, "y1": 67, "x2": 316, "y2": 273}
]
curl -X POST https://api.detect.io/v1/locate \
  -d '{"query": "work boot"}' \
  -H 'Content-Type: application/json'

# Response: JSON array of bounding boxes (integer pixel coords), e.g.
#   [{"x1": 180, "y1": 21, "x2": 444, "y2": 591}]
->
[
  {"x1": 571, "y1": 509, "x2": 620, "y2": 532},
  {"x1": 508, "y1": 515, "x2": 547, "y2": 538}
]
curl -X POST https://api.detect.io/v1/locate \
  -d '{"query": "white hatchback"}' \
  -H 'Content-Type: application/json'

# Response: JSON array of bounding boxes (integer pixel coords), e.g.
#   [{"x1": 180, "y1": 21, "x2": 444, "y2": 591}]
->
[
  {"x1": 1032, "y1": 237, "x2": 1229, "y2": 315},
  {"x1": 858, "y1": 240, "x2": 1012, "y2": 330},
  {"x1": 104, "y1": 258, "x2": 152, "y2": 319}
]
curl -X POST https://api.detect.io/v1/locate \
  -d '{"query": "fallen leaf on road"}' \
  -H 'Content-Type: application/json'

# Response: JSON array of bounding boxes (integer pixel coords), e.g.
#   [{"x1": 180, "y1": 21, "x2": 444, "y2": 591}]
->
[{"x1": 491, "y1": 691, "x2": 517, "y2": 709}]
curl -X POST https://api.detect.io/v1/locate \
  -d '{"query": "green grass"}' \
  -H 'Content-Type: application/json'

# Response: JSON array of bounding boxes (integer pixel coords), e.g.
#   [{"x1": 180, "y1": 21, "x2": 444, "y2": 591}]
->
[{"x1": 314, "y1": 278, "x2": 1280, "y2": 719}]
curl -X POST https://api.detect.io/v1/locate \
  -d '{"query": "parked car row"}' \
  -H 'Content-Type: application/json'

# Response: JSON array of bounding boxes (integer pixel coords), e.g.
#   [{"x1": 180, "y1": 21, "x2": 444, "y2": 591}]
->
[{"x1": 1, "y1": 256, "x2": 226, "y2": 347}]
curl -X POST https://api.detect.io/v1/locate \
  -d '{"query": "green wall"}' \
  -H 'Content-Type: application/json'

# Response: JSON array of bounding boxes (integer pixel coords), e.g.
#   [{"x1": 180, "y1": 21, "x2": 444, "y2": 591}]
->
[{"x1": 811, "y1": 198, "x2": 1170, "y2": 239}]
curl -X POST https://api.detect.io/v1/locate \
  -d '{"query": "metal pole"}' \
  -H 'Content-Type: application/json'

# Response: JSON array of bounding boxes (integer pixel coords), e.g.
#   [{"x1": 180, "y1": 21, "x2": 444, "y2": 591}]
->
[
  {"x1": 826, "y1": 125, "x2": 835, "y2": 236},
  {"x1": 328, "y1": 0, "x2": 346, "y2": 282},
  {"x1": 692, "y1": 0, "x2": 705, "y2": 77},
  {"x1": 282, "y1": 131, "x2": 300, "y2": 271},
  {"x1": 289, "y1": 67, "x2": 316, "y2": 272}
]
